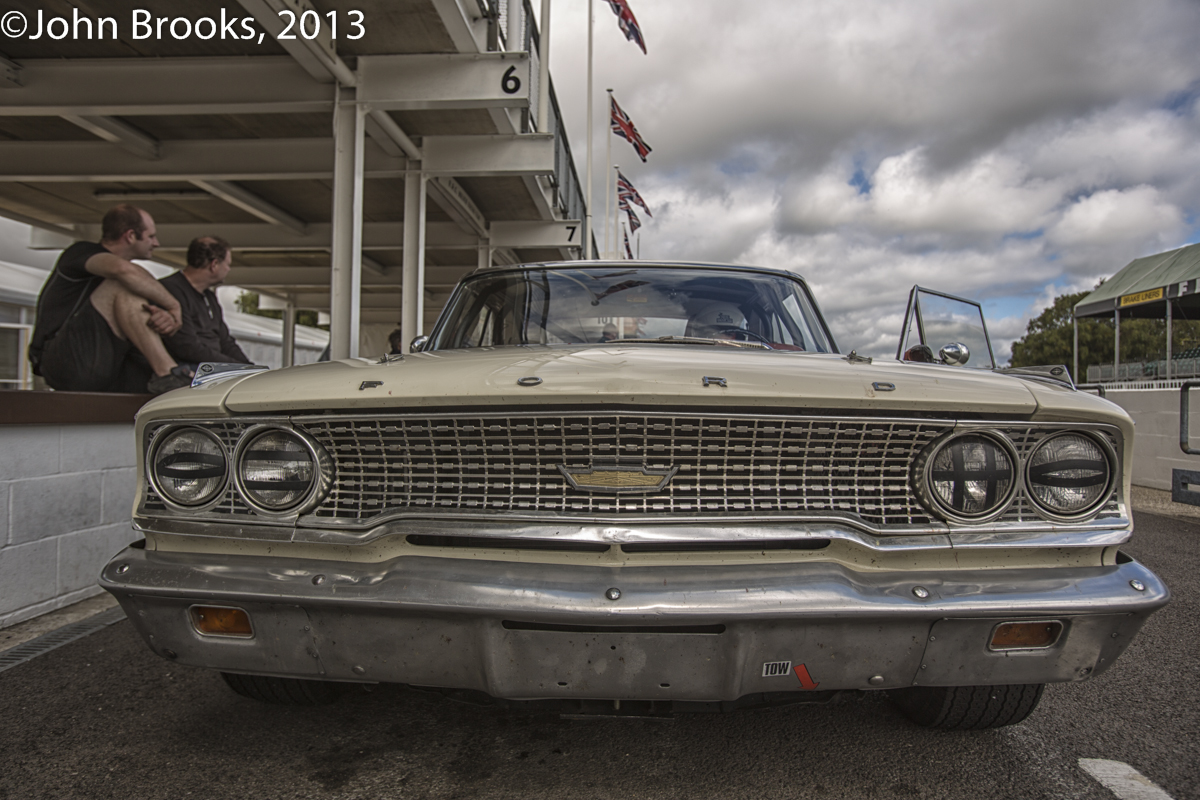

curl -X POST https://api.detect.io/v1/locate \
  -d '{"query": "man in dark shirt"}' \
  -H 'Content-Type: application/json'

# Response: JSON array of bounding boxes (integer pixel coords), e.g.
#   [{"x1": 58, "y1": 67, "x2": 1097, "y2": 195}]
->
[
  {"x1": 29, "y1": 205, "x2": 193, "y2": 394},
  {"x1": 160, "y1": 236, "x2": 251, "y2": 368}
]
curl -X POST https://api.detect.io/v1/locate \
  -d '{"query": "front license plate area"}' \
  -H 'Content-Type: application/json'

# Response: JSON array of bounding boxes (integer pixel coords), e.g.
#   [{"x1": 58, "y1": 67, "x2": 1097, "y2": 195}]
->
[{"x1": 485, "y1": 627, "x2": 729, "y2": 700}]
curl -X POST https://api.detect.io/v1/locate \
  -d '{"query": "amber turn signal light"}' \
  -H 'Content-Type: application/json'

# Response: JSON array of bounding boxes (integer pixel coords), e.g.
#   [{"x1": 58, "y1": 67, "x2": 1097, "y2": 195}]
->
[
  {"x1": 989, "y1": 620, "x2": 1063, "y2": 650},
  {"x1": 190, "y1": 605, "x2": 254, "y2": 637}
]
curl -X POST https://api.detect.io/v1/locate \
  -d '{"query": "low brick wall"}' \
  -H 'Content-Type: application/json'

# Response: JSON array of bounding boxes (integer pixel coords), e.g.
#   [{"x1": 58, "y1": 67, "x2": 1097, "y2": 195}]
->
[{"x1": 1, "y1": 392, "x2": 145, "y2": 628}]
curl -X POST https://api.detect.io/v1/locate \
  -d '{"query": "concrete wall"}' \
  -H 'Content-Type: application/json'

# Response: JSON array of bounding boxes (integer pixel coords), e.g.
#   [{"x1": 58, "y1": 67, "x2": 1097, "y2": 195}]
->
[
  {"x1": 0, "y1": 424, "x2": 137, "y2": 627},
  {"x1": 1105, "y1": 388, "x2": 1200, "y2": 491}
]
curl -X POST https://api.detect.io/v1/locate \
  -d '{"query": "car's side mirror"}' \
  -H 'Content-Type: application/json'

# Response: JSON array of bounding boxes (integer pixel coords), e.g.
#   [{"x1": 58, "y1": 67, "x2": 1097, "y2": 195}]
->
[
  {"x1": 939, "y1": 342, "x2": 970, "y2": 366},
  {"x1": 410, "y1": 335, "x2": 430, "y2": 353}
]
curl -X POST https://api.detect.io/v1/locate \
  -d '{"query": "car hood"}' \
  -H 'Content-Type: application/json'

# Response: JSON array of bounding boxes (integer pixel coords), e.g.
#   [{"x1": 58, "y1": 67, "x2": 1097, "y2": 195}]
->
[{"x1": 206, "y1": 345, "x2": 1046, "y2": 417}]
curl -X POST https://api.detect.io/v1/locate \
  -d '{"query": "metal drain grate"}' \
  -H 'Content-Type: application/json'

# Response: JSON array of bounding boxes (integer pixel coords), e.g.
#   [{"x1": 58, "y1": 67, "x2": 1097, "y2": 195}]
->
[{"x1": 0, "y1": 605, "x2": 127, "y2": 674}]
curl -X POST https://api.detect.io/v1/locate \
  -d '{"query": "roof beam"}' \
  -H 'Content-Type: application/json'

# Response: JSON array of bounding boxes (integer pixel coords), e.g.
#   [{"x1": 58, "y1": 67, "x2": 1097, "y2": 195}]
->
[
  {"x1": 237, "y1": 0, "x2": 355, "y2": 85},
  {"x1": 0, "y1": 138, "x2": 405, "y2": 182},
  {"x1": 0, "y1": 57, "x2": 332, "y2": 116},
  {"x1": 422, "y1": 134, "x2": 555, "y2": 177},
  {"x1": 357, "y1": 53, "x2": 530, "y2": 111},
  {"x1": 0, "y1": 135, "x2": 551, "y2": 181},
  {"x1": 427, "y1": 176, "x2": 488, "y2": 238},
  {"x1": 491, "y1": 220, "x2": 583, "y2": 249},
  {"x1": 190, "y1": 179, "x2": 308, "y2": 234},
  {"x1": 60, "y1": 115, "x2": 160, "y2": 160},
  {"x1": 364, "y1": 111, "x2": 420, "y2": 161},
  {"x1": 429, "y1": 0, "x2": 489, "y2": 53},
  {"x1": 228, "y1": 265, "x2": 470, "y2": 286},
  {"x1": 31, "y1": 222, "x2": 478, "y2": 251}
]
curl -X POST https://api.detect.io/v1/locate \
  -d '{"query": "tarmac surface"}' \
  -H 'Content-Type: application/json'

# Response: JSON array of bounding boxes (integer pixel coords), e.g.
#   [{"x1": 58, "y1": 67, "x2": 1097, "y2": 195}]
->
[{"x1": 0, "y1": 510, "x2": 1195, "y2": 800}]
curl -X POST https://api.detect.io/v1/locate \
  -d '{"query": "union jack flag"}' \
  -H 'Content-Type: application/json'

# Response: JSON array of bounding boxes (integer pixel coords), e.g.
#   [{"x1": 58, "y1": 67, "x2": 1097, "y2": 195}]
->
[
  {"x1": 618, "y1": 197, "x2": 642, "y2": 232},
  {"x1": 617, "y1": 171, "x2": 652, "y2": 217},
  {"x1": 611, "y1": 96, "x2": 652, "y2": 162},
  {"x1": 604, "y1": 0, "x2": 646, "y2": 54},
  {"x1": 623, "y1": 224, "x2": 634, "y2": 259}
]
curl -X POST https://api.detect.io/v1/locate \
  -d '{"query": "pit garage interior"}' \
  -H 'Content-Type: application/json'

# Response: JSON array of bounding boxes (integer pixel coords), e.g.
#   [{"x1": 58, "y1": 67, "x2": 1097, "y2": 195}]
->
[
  {"x1": 0, "y1": 0, "x2": 591, "y2": 626},
  {"x1": 0, "y1": 0, "x2": 589, "y2": 361}
]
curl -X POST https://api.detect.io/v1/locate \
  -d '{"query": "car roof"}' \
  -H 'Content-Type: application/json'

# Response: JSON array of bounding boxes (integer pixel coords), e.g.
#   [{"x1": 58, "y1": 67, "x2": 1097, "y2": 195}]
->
[{"x1": 461, "y1": 261, "x2": 810, "y2": 283}]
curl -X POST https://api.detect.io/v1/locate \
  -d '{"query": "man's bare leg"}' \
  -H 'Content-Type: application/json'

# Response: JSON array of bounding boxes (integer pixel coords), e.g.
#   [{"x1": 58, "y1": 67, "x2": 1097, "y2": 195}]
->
[{"x1": 89, "y1": 279, "x2": 179, "y2": 377}]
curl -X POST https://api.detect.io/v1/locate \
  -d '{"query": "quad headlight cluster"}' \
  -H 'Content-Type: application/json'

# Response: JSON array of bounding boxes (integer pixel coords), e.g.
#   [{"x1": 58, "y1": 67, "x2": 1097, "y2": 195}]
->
[
  {"x1": 149, "y1": 424, "x2": 330, "y2": 515},
  {"x1": 915, "y1": 429, "x2": 1115, "y2": 524}
]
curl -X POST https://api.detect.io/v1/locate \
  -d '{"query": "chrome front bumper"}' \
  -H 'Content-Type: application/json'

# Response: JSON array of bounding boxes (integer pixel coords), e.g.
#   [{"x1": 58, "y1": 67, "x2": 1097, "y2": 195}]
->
[{"x1": 101, "y1": 544, "x2": 1168, "y2": 702}]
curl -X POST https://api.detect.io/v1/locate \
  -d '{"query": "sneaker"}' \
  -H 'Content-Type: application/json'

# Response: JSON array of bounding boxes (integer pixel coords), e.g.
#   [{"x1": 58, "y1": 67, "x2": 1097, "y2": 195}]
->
[{"x1": 147, "y1": 365, "x2": 194, "y2": 395}]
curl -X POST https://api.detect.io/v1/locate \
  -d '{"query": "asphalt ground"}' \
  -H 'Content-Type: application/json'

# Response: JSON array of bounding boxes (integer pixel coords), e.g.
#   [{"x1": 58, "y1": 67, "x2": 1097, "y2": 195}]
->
[{"x1": 0, "y1": 510, "x2": 1195, "y2": 800}]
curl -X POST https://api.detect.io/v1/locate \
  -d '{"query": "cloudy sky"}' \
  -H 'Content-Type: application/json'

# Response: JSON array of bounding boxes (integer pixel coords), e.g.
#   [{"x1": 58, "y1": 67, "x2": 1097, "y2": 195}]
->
[{"x1": 546, "y1": 0, "x2": 1200, "y2": 361}]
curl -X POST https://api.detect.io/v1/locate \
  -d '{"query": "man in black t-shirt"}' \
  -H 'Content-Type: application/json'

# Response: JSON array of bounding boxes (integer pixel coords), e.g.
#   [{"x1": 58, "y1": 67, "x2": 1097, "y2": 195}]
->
[
  {"x1": 159, "y1": 236, "x2": 251, "y2": 369},
  {"x1": 29, "y1": 205, "x2": 194, "y2": 394}
]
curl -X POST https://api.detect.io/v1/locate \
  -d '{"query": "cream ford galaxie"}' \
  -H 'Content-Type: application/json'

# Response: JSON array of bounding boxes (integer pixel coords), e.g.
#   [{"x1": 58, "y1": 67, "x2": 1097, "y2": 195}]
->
[{"x1": 101, "y1": 262, "x2": 1168, "y2": 729}]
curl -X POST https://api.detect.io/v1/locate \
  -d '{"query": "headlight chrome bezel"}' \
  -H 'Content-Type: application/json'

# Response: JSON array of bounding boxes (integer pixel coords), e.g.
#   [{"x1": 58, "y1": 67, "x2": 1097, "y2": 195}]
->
[
  {"x1": 915, "y1": 426, "x2": 1119, "y2": 525},
  {"x1": 232, "y1": 424, "x2": 332, "y2": 516},
  {"x1": 1024, "y1": 431, "x2": 1116, "y2": 522},
  {"x1": 148, "y1": 425, "x2": 230, "y2": 511},
  {"x1": 915, "y1": 431, "x2": 1020, "y2": 525}
]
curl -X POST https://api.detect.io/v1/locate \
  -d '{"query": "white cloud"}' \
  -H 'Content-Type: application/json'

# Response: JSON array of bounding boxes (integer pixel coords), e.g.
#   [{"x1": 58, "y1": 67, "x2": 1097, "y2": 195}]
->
[
  {"x1": 1048, "y1": 186, "x2": 1185, "y2": 251},
  {"x1": 544, "y1": 0, "x2": 1200, "y2": 358}
]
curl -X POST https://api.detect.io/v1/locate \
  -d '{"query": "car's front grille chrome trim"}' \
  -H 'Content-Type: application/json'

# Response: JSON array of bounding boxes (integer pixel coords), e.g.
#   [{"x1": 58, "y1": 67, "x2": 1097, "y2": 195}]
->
[{"x1": 139, "y1": 411, "x2": 1124, "y2": 533}]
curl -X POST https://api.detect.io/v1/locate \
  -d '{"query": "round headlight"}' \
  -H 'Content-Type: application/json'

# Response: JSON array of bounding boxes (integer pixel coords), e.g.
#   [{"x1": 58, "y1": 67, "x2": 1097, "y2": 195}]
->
[
  {"x1": 1026, "y1": 433, "x2": 1112, "y2": 517},
  {"x1": 919, "y1": 433, "x2": 1017, "y2": 522},
  {"x1": 152, "y1": 428, "x2": 227, "y2": 507},
  {"x1": 237, "y1": 429, "x2": 317, "y2": 512}
]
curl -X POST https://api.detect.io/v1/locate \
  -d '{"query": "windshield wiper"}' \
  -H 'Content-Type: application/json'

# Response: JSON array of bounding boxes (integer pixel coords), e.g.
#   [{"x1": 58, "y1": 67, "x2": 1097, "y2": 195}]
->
[{"x1": 616, "y1": 336, "x2": 770, "y2": 350}]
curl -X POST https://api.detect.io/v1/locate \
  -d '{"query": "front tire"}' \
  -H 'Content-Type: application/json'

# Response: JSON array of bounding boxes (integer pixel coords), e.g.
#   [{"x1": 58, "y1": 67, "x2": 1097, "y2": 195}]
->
[
  {"x1": 221, "y1": 672, "x2": 347, "y2": 705},
  {"x1": 890, "y1": 684, "x2": 1045, "y2": 730}
]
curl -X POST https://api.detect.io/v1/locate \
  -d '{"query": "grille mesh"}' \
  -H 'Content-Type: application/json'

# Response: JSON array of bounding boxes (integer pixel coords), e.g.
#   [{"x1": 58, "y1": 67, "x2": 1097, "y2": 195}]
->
[
  {"x1": 302, "y1": 415, "x2": 950, "y2": 525},
  {"x1": 141, "y1": 414, "x2": 1123, "y2": 528}
]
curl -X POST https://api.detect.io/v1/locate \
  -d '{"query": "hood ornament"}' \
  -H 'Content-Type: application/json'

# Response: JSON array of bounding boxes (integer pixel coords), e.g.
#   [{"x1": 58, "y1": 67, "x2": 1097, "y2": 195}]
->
[{"x1": 559, "y1": 458, "x2": 677, "y2": 493}]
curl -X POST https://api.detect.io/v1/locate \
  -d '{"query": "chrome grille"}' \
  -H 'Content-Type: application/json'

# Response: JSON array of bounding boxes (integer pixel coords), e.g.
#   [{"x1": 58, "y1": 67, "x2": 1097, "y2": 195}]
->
[
  {"x1": 140, "y1": 413, "x2": 1124, "y2": 528},
  {"x1": 299, "y1": 414, "x2": 951, "y2": 525}
]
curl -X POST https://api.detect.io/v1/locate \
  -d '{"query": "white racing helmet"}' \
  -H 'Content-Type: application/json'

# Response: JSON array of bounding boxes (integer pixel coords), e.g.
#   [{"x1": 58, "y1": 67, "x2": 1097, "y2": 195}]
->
[{"x1": 688, "y1": 302, "x2": 745, "y2": 338}]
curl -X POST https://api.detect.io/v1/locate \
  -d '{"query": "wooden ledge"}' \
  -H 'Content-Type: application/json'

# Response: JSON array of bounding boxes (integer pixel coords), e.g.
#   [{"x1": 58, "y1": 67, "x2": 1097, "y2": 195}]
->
[{"x1": 1, "y1": 390, "x2": 152, "y2": 425}]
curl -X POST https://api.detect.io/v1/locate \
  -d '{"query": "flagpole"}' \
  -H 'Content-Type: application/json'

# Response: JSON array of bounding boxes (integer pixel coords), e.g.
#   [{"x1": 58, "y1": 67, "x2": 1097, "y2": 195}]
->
[
  {"x1": 585, "y1": 0, "x2": 595, "y2": 260},
  {"x1": 605, "y1": 89, "x2": 613, "y2": 258},
  {"x1": 612, "y1": 164, "x2": 620, "y2": 256}
]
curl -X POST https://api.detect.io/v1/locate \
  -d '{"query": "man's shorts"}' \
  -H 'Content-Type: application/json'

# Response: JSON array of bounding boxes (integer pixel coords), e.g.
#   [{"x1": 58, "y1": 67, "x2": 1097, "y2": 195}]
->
[{"x1": 39, "y1": 301, "x2": 148, "y2": 392}]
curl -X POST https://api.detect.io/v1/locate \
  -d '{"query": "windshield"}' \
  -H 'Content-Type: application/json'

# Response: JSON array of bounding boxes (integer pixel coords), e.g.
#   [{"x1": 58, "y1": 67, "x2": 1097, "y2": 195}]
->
[{"x1": 428, "y1": 266, "x2": 836, "y2": 353}]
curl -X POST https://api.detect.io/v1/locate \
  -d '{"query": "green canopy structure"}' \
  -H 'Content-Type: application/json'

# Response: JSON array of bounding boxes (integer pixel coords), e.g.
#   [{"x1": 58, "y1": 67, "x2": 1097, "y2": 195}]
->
[{"x1": 1074, "y1": 243, "x2": 1200, "y2": 381}]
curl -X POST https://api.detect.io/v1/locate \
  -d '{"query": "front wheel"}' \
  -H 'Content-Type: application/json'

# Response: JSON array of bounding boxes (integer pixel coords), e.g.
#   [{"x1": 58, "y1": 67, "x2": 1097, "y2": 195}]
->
[
  {"x1": 889, "y1": 684, "x2": 1045, "y2": 730},
  {"x1": 221, "y1": 672, "x2": 348, "y2": 705}
]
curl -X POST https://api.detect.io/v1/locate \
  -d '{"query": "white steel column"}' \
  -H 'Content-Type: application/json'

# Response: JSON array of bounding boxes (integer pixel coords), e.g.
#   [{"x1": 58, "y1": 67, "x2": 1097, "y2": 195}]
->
[
  {"x1": 330, "y1": 85, "x2": 365, "y2": 360},
  {"x1": 1167, "y1": 299, "x2": 1173, "y2": 380},
  {"x1": 1114, "y1": 308, "x2": 1120, "y2": 377},
  {"x1": 584, "y1": 0, "x2": 594, "y2": 258},
  {"x1": 401, "y1": 167, "x2": 428, "y2": 352},
  {"x1": 507, "y1": 0, "x2": 524, "y2": 51},
  {"x1": 1072, "y1": 314, "x2": 1078, "y2": 384},
  {"x1": 538, "y1": 0, "x2": 551, "y2": 132},
  {"x1": 282, "y1": 298, "x2": 296, "y2": 368},
  {"x1": 605, "y1": 89, "x2": 612, "y2": 256},
  {"x1": 478, "y1": 237, "x2": 492, "y2": 269}
]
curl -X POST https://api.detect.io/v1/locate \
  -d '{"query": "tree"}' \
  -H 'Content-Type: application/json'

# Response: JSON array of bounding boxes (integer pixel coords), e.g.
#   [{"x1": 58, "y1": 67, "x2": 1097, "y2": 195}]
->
[
  {"x1": 235, "y1": 292, "x2": 327, "y2": 330},
  {"x1": 1009, "y1": 286, "x2": 1200, "y2": 382}
]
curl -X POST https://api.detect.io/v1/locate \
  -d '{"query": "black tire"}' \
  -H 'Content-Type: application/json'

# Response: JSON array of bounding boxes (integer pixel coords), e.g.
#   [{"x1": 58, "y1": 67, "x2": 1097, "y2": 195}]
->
[
  {"x1": 221, "y1": 672, "x2": 347, "y2": 705},
  {"x1": 890, "y1": 684, "x2": 1045, "y2": 730}
]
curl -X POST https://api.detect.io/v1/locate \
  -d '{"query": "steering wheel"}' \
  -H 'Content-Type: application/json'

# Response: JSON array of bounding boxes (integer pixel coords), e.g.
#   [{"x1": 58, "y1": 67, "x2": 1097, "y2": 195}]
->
[{"x1": 716, "y1": 328, "x2": 773, "y2": 348}]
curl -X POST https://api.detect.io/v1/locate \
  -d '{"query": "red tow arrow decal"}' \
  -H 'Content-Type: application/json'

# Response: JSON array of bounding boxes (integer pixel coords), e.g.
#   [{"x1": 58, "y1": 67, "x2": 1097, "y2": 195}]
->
[{"x1": 793, "y1": 663, "x2": 820, "y2": 690}]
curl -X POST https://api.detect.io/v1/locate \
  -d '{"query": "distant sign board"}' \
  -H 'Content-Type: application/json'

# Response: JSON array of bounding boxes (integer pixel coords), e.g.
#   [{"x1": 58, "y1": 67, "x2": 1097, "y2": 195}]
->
[{"x1": 1119, "y1": 288, "x2": 1165, "y2": 307}]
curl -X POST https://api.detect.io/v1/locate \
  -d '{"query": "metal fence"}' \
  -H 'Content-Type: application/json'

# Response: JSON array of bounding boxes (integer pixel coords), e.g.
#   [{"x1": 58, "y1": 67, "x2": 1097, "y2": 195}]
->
[{"x1": 1087, "y1": 359, "x2": 1200, "y2": 383}]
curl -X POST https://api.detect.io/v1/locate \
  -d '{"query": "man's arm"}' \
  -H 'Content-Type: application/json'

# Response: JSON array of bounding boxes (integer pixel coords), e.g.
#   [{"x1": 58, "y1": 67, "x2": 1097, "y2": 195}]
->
[
  {"x1": 158, "y1": 278, "x2": 230, "y2": 365},
  {"x1": 83, "y1": 251, "x2": 183, "y2": 335}
]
